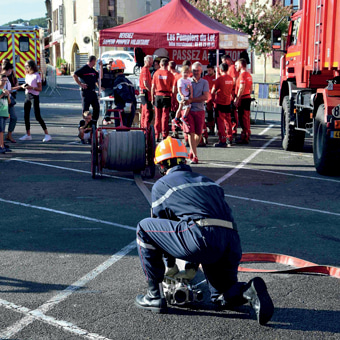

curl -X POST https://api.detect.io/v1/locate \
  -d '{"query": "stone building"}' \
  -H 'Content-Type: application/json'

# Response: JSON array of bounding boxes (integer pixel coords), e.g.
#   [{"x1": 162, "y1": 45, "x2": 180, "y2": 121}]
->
[{"x1": 45, "y1": 0, "x2": 162, "y2": 72}]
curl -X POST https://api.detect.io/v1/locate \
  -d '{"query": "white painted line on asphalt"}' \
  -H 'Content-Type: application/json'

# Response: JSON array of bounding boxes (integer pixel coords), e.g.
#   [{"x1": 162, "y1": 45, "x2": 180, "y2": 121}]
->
[
  {"x1": 66, "y1": 141, "x2": 83, "y2": 145},
  {"x1": 209, "y1": 162, "x2": 340, "y2": 183},
  {"x1": 63, "y1": 228, "x2": 103, "y2": 231},
  {"x1": 0, "y1": 298, "x2": 112, "y2": 340},
  {"x1": 0, "y1": 241, "x2": 136, "y2": 340},
  {"x1": 258, "y1": 124, "x2": 275, "y2": 135},
  {"x1": 216, "y1": 136, "x2": 279, "y2": 184},
  {"x1": 242, "y1": 148, "x2": 313, "y2": 158},
  {"x1": 224, "y1": 194, "x2": 340, "y2": 217},
  {"x1": 39, "y1": 102, "x2": 82, "y2": 107},
  {"x1": 0, "y1": 197, "x2": 136, "y2": 232},
  {"x1": 11, "y1": 158, "x2": 135, "y2": 182}
]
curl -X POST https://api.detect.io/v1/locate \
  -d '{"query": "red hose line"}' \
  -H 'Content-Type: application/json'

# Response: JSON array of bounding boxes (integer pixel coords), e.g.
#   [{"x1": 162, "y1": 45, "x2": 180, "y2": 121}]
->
[{"x1": 239, "y1": 253, "x2": 340, "y2": 279}]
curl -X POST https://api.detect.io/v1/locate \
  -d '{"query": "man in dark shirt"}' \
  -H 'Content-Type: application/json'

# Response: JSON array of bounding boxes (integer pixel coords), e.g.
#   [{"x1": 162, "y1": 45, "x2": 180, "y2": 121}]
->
[
  {"x1": 135, "y1": 137, "x2": 274, "y2": 326},
  {"x1": 73, "y1": 55, "x2": 100, "y2": 121}
]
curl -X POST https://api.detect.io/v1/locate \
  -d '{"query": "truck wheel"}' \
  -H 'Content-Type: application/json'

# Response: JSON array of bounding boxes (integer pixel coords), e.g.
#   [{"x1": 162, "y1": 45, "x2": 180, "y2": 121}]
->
[
  {"x1": 313, "y1": 104, "x2": 339, "y2": 175},
  {"x1": 281, "y1": 96, "x2": 305, "y2": 151},
  {"x1": 147, "y1": 126, "x2": 156, "y2": 179}
]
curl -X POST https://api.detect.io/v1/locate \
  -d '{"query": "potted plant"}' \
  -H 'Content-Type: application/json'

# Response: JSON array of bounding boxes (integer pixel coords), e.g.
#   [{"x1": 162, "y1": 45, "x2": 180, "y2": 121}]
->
[{"x1": 56, "y1": 57, "x2": 68, "y2": 75}]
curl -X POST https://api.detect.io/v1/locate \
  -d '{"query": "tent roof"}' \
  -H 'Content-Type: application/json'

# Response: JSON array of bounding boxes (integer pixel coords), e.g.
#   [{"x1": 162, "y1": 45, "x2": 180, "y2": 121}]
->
[{"x1": 99, "y1": 0, "x2": 248, "y2": 50}]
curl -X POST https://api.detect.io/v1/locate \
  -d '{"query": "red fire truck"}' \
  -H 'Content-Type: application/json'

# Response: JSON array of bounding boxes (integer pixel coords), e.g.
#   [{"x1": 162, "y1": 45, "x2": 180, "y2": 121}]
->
[
  {"x1": 274, "y1": 0, "x2": 340, "y2": 175},
  {"x1": 0, "y1": 25, "x2": 46, "y2": 84}
]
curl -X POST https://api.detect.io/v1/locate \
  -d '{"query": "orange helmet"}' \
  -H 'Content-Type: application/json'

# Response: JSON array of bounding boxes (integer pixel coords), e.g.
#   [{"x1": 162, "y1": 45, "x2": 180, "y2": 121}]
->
[
  {"x1": 111, "y1": 59, "x2": 126, "y2": 71},
  {"x1": 154, "y1": 137, "x2": 188, "y2": 164}
]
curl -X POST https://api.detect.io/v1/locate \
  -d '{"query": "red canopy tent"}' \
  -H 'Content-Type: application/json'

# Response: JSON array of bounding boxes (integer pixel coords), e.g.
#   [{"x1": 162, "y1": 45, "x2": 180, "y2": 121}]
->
[{"x1": 99, "y1": 0, "x2": 248, "y2": 65}]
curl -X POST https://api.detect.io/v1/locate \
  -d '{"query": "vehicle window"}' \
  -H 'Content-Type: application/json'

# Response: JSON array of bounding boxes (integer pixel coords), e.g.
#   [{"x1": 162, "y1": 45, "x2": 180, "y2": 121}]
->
[
  {"x1": 289, "y1": 17, "x2": 301, "y2": 46},
  {"x1": 19, "y1": 37, "x2": 30, "y2": 52},
  {"x1": 0, "y1": 36, "x2": 8, "y2": 52}
]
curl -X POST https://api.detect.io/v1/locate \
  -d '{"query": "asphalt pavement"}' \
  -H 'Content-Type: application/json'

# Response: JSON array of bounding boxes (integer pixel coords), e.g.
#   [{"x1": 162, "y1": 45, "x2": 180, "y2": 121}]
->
[{"x1": 0, "y1": 76, "x2": 339, "y2": 340}]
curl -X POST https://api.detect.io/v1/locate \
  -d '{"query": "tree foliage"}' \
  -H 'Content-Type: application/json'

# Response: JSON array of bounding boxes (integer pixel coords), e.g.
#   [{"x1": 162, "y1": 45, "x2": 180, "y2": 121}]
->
[
  {"x1": 2, "y1": 17, "x2": 47, "y2": 29},
  {"x1": 188, "y1": 0, "x2": 292, "y2": 55}
]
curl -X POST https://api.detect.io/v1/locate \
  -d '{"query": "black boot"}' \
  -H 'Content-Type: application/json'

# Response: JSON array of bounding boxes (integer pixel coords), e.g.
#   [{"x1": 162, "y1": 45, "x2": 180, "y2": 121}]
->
[
  {"x1": 243, "y1": 277, "x2": 274, "y2": 325},
  {"x1": 135, "y1": 280, "x2": 167, "y2": 314}
]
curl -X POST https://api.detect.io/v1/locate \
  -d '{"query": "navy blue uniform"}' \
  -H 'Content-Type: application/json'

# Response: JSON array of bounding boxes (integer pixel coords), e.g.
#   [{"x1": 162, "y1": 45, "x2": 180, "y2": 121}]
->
[
  {"x1": 113, "y1": 74, "x2": 137, "y2": 127},
  {"x1": 75, "y1": 64, "x2": 100, "y2": 121},
  {"x1": 136, "y1": 164, "x2": 244, "y2": 302}
]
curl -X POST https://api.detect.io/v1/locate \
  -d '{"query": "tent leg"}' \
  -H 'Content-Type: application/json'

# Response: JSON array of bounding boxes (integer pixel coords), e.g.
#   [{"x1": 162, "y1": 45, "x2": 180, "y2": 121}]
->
[
  {"x1": 98, "y1": 46, "x2": 102, "y2": 97},
  {"x1": 216, "y1": 49, "x2": 219, "y2": 79}
]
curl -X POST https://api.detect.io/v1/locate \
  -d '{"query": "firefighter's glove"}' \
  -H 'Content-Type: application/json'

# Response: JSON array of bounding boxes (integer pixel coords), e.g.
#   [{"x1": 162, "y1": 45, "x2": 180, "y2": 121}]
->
[
  {"x1": 165, "y1": 264, "x2": 179, "y2": 278},
  {"x1": 124, "y1": 102, "x2": 132, "y2": 113}
]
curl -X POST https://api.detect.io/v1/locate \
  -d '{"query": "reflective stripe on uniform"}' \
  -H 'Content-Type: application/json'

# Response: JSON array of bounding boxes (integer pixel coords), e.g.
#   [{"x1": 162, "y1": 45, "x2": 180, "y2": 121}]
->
[
  {"x1": 152, "y1": 181, "x2": 220, "y2": 209},
  {"x1": 136, "y1": 237, "x2": 157, "y2": 250},
  {"x1": 113, "y1": 82, "x2": 135, "y2": 90},
  {"x1": 195, "y1": 218, "x2": 234, "y2": 229}
]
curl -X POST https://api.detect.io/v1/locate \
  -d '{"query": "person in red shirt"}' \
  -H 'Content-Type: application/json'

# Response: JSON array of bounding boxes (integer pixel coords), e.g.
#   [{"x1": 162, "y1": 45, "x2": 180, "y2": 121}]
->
[
  {"x1": 151, "y1": 58, "x2": 175, "y2": 141},
  {"x1": 139, "y1": 55, "x2": 153, "y2": 129},
  {"x1": 203, "y1": 64, "x2": 216, "y2": 136},
  {"x1": 225, "y1": 55, "x2": 240, "y2": 139},
  {"x1": 211, "y1": 63, "x2": 234, "y2": 147},
  {"x1": 234, "y1": 58, "x2": 253, "y2": 144}
]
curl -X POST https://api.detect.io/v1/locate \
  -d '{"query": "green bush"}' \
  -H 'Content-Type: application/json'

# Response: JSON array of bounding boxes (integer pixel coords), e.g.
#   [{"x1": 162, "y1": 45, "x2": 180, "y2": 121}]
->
[{"x1": 56, "y1": 57, "x2": 67, "y2": 68}]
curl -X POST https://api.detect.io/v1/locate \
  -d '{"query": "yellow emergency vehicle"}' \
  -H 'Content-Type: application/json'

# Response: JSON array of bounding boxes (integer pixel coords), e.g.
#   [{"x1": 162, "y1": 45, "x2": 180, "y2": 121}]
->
[{"x1": 0, "y1": 25, "x2": 46, "y2": 84}]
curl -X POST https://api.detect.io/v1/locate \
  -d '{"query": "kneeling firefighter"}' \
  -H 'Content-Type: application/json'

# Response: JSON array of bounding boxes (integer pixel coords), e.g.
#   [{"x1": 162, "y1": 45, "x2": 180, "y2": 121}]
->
[
  {"x1": 135, "y1": 136, "x2": 274, "y2": 325},
  {"x1": 110, "y1": 59, "x2": 137, "y2": 127}
]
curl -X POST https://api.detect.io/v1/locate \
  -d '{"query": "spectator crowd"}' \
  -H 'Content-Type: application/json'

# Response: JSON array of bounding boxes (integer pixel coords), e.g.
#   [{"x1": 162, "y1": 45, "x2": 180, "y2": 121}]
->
[{"x1": 0, "y1": 54, "x2": 253, "y2": 163}]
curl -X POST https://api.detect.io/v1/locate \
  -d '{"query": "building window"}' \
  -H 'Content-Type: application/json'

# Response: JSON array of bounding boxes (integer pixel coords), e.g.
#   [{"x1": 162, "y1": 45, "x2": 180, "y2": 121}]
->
[
  {"x1": 73, "y1": 0, "x2": 77, "y2": 24},
  {"x1": 288, "y1": 17, "x2": 301, "y2": 46},
  {"x1": 100, "y1": 0, "x2": 108, "y2": 16},
  {"x1": 146, "y1": 1, "x2": 151, "y2": 14},
  {"x1": 108, "y1": 0, "x2": 115, "y2": 17},
  {"x1": 53, "y1": 9, "x2": 58, "y2": 32},
  {"x1": 19, "y1": 37, "x2": 29, "y2": 52},
  {"x1": 283, "y1": 0, "x2": 300, "y2": 9},
  {"x1": 0, "y1": 37, "x2": 8, "y2": 52}
]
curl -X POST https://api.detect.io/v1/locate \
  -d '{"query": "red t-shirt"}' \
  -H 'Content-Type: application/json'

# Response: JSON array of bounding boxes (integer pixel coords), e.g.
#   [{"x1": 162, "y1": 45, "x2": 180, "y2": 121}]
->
[
  {"x1": 152, "y1": 69, "x2": 174, "y2": 95},
  {"x1": 170, "y1": 71, "x2": 181, "y2": 87},
  {"x1": 227, "y1": 65, "x2": 239, "y2": 82},
  {"x1": 212, "y1": 74, "x2": 233, "y2": 105},
  {"x1": 203, "y1": 74, "x2": 215, "y2": 102},
  {"x1": 139, "y1": 66, "x2": 152, "y2": 100},
  {"x1": 235, "y1": 71, "x2": 252, "y2": 98}
]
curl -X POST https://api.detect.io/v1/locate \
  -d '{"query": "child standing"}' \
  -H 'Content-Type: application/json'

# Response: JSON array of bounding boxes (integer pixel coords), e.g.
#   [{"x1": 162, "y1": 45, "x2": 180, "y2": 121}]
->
[
  {"x1": 172, "y1": 66, "x2": 192, "y2": 129},
  {"x1": 0, "y1": 74, "x2": 11, "y2": 154}
]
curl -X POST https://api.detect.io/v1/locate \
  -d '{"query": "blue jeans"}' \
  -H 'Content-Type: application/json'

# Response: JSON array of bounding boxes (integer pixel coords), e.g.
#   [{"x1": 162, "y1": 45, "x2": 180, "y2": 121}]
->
[
  {"x1": 0, "y1": 117, "x2": 8, "y2": 133},
  {"x1": 7, "y1": 105, "x2": 17, "y2": 132}
]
